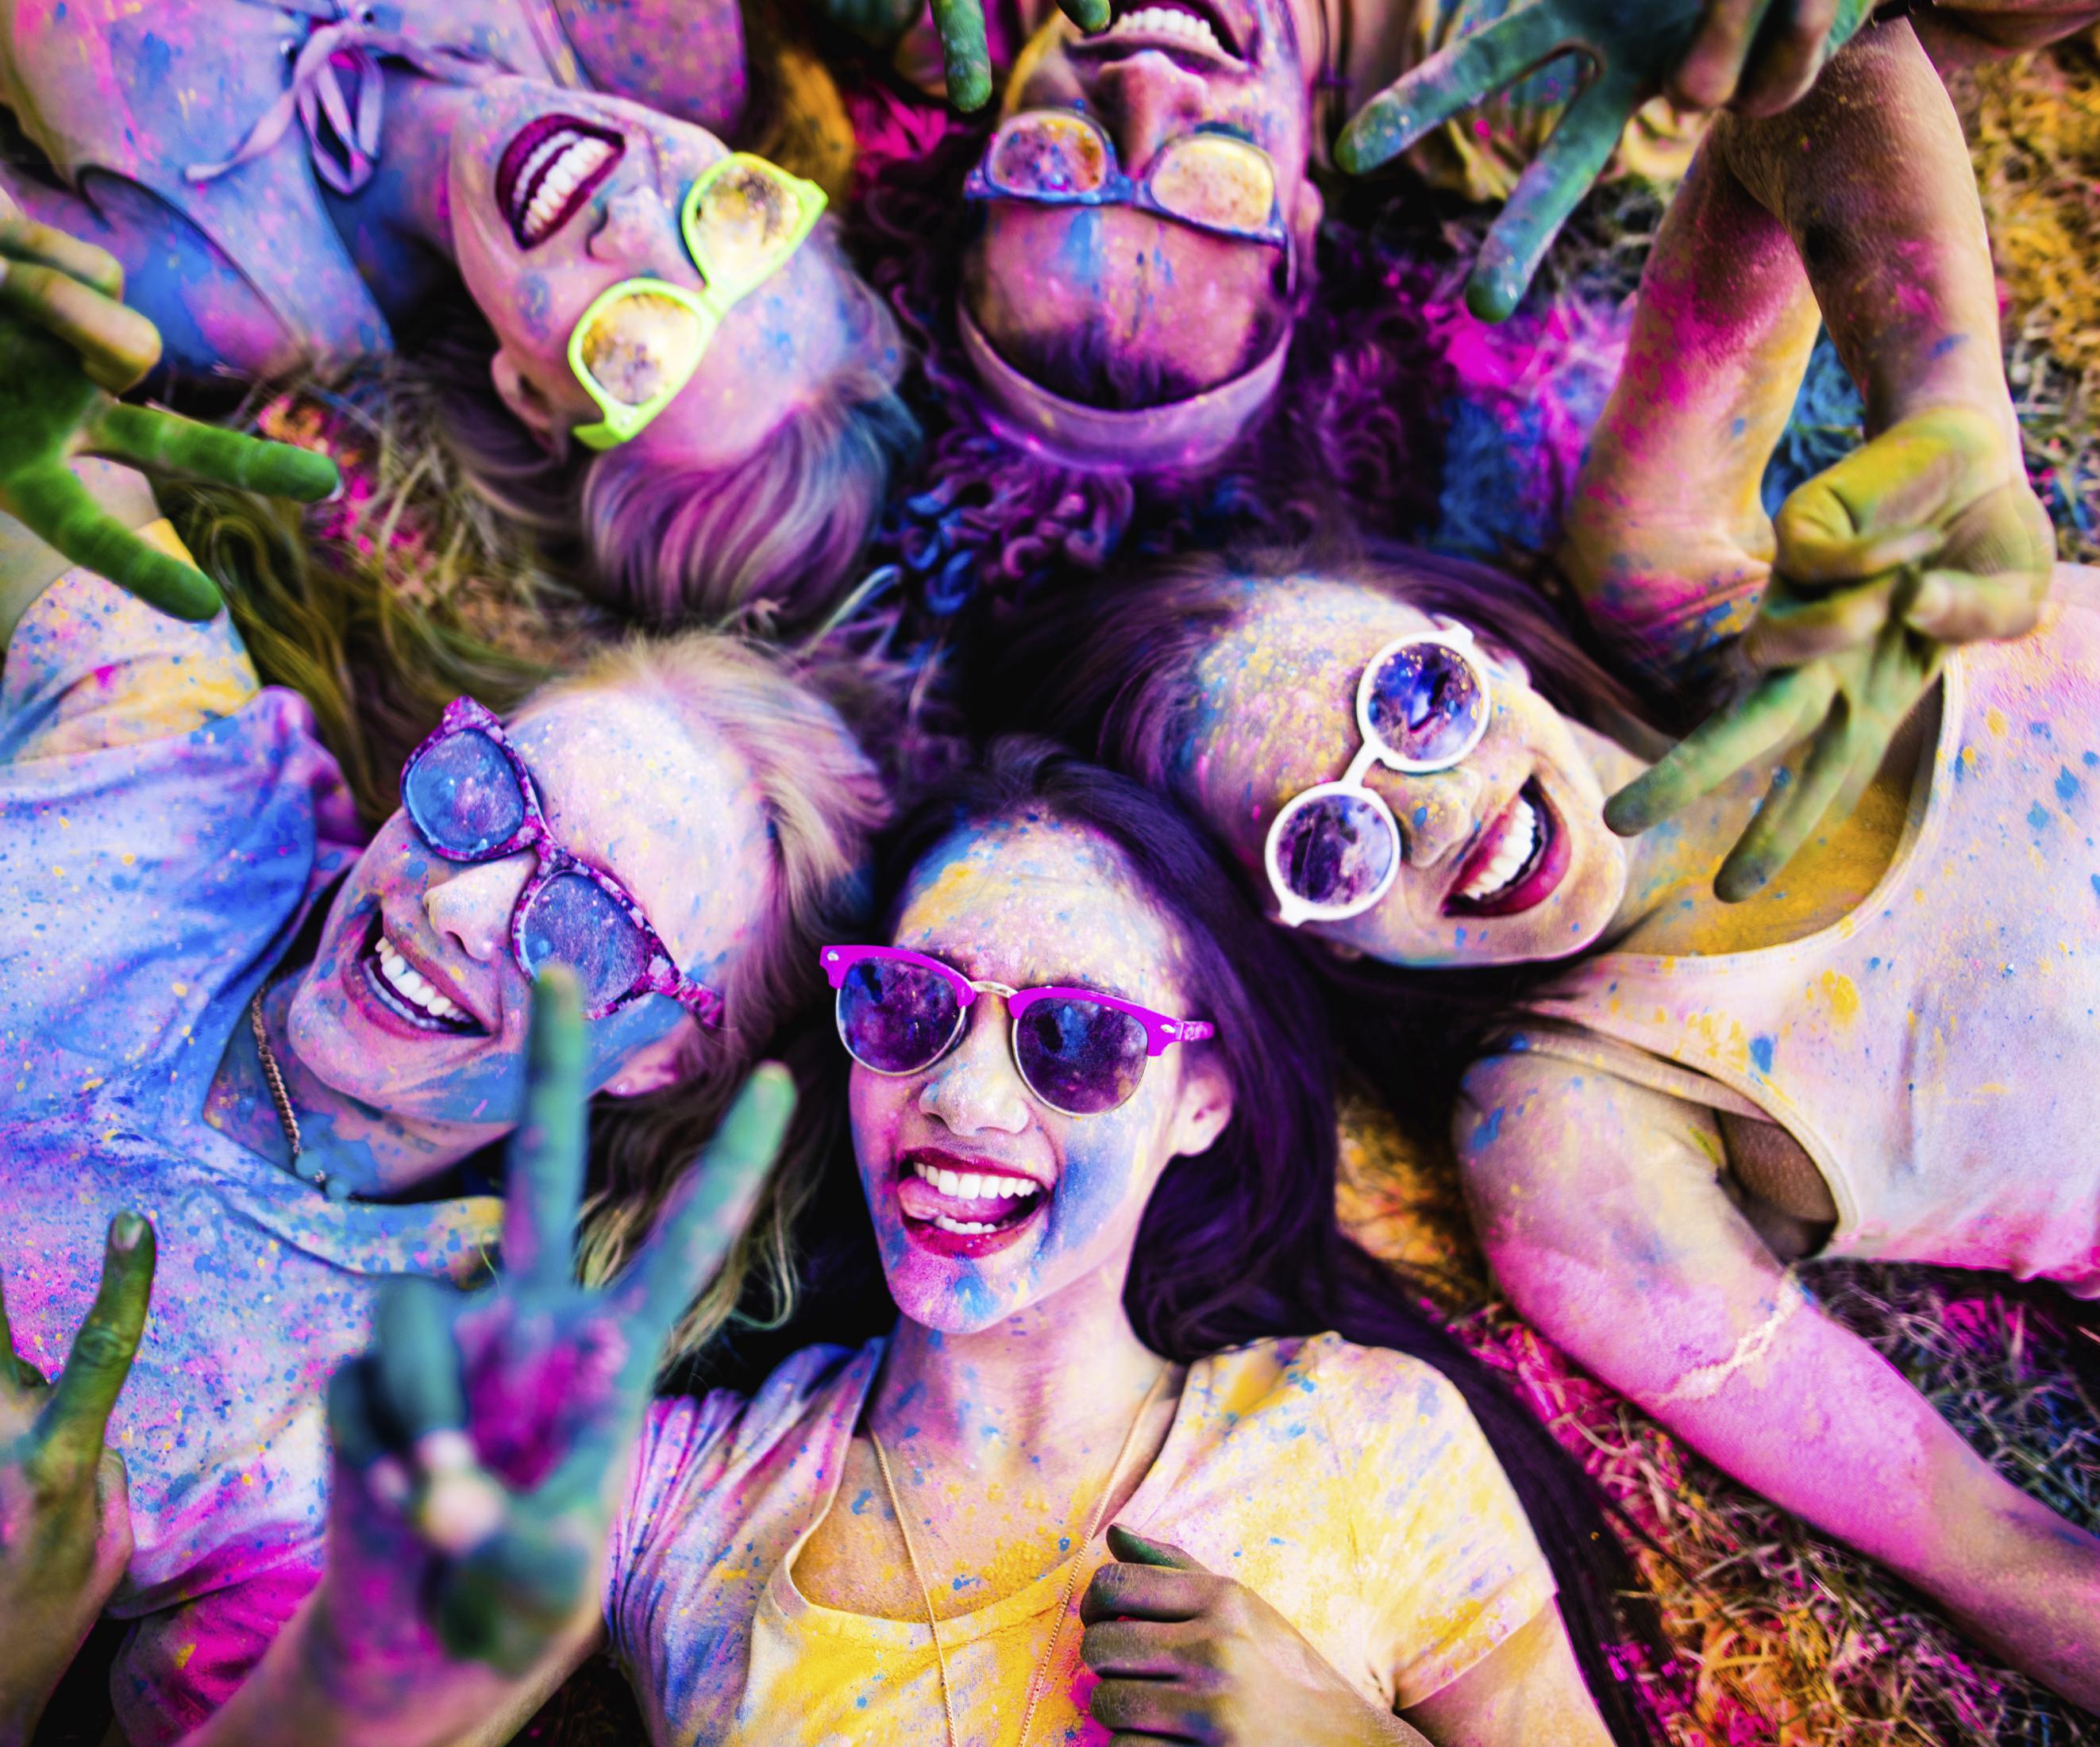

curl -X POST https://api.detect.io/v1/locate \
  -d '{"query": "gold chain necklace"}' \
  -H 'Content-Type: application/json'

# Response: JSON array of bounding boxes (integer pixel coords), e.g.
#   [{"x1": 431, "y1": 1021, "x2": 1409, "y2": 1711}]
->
[
  {"x1": 248, "y1": 988, "x2": 330, "y2": 1195},
  {"x1": 869, "y1": 1365, "x2": 1170, "y2": 1747}
]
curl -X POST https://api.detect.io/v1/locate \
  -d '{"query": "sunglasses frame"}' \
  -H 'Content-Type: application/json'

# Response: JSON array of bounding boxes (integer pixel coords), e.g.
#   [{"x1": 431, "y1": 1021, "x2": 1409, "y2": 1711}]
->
[
  {"x1": 819, "y1": 944, "x2": 1213, "y2": 1118},
  {"x1": 568, "y1": 152, "x2": 829, "y2": 451},
  {"x1": 399, "y1": 696, "x2": 725, "y2": 1028},
  {"x1": 965, "y1": 110, "x2": 1294, "y2": 291},
  {"x1": 1264, "y1": 626, "x2": 1496, "y2": 929}
]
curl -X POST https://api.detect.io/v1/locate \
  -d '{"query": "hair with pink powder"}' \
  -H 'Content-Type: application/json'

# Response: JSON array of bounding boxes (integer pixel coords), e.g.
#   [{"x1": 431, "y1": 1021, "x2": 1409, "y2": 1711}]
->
[{"x1": 420, "y1": 224, "x2": 919, "y2": 633}]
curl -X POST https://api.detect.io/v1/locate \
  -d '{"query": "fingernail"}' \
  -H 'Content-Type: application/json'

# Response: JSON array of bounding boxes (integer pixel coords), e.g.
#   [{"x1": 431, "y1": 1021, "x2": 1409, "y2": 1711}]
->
[{"x1": 112, "y1": 1210, "x2": 146, "y2": 1250}]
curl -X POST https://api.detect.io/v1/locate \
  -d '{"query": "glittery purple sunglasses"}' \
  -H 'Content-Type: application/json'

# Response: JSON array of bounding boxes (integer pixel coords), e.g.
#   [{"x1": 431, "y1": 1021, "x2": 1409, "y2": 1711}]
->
[
  {"x1": 820, "y1": 944, "x2": 1214, "y2": 1117},
  {"x1": 399, "y1": 697, "x2": 724, "y2": 1028}
]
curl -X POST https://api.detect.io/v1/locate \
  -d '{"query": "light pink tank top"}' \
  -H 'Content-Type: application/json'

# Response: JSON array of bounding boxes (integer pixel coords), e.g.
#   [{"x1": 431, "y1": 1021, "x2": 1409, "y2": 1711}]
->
[{"x1": 1524, "y1": 568, "x2": 2100, "y2": 1294}]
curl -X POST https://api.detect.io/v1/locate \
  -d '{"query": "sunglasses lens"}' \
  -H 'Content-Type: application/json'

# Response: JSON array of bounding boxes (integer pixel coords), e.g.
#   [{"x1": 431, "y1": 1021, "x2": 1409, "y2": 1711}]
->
[
  {"x1": 403, "y1": 729, "x2": 526, "y2": 857},
  {"x1": 1366, "y1": 641, "x2": 1487, "y2": 767},
  {"x1": 1272, "y1": 791, "x2": 1397, "y2": 914},
  {"x1": 576, "y1": 289, "x2": 706, "y2": 408},
  {"x1": 987, "y1": 113, "x2": 1111, "y2": 195},
  {"x1": 1014, "y1": 998, "x2": 1150, "y2": 1116},
  {"x1": 689, "y1": 160, "x2": 804, "y2": 289},
  {"x1": 1150, "y1": 134, "x2": 1276, "y2": 233},
  {"x1": 518, "y1": 872, "x2": 649, "y2": 1014},
  {"x1": 836, "y1": 958, "x2": 962, "y2": 1076}
]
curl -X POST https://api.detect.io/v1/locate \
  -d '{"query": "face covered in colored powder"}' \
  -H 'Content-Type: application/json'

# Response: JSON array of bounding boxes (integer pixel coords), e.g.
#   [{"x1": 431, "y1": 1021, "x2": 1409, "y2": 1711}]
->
[
  {"x1": 283, "y1": 687, "x2": 774, "y2": 1131},
  {"x1": 961, "y1": 0, "x2": 1320, "y2": 408},
  {"x1": 847, "y1": 815, "x2": 1233, "y2": 1334},
  {"x1": 1184, "y1": 576, "x2": 1633, "y2": 967},
  {"x1": 446, "y1": 80, "x2": 873, "y2": 466}
]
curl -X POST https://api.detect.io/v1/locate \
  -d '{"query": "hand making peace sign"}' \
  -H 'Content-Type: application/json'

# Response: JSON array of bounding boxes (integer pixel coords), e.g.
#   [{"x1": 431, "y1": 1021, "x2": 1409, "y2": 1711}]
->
[
  {"x1": 313, "y1": 972, "x2": 793, "y2": 1687},
  {"x1": 0, "y1": 1213, "x2": 158, "y2": 1746}
]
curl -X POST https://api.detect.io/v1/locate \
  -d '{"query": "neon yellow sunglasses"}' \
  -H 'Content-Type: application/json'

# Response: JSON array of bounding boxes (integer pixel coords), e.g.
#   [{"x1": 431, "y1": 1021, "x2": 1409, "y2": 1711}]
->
[{"x1": 567, "y1": 153, "x2": 828, "y2": 451}]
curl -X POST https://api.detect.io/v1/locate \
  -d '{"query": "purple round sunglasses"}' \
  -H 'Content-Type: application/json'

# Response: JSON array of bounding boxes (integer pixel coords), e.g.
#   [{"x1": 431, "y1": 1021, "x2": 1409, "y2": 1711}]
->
[
  {"x1": 399, "y1": 696, "x2": 725, "y2": 1028},
  {"x1": 820, "y1": 944, "x2": 1213, "y2": 1118}
]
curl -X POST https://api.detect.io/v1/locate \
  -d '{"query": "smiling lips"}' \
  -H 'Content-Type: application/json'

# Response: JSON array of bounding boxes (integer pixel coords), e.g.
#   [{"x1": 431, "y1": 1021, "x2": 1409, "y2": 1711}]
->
[
  {"x1": 495, "y1": 114, "x2": 625, "y2": 250},
  {"x1": 355, "y1": 914, "x2": 486, "y2": 1037},
  {"x1": 1444, "y1": 779, "x2": 1572, "y2": 919},
  {"x1": 895, "y1": 1148, "x2": 1049, "y2": 1258}
]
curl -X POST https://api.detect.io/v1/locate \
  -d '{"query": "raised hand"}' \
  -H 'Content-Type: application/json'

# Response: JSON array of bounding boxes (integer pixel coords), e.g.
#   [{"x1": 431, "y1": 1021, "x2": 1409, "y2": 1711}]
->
[
  {"x1": 314, "y1": 972, "x2": 792, "y2": 1691},
  {"x1": 0, "y1": 202, "x2": 337, "y2": 622},
  {"x1": 819, "y1": 0, "x2": 1107, "y2": 110},
  {"x1": 1606, "y1": 406, "x2": 2056, "y2": 899},
  {"x1": 1081, "y1": 1526, "x2": 1422, "y2": 1745},
  {"x1": 0, "y1": 1213, "x2": 157, "y2": 1747},
  {"x1": 1334, "y1": 0, "x2": 1874, "y2": 320}
]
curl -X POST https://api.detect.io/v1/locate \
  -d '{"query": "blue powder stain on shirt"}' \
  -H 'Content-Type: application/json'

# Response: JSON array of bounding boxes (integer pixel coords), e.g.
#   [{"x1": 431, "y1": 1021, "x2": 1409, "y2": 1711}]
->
[
  {"x1": 1749, "y1": 1035, "x2": 1776, "y2": 1075},
  {"x1": 2059, "y1": 767, "x2": 2083, "y2": 804},
  {"x1": 2030, "y1": 802, "x2": 2053, "y2": 832},
  {"x1": 2086, "y1": 752, "x2": 2098, "y2": 768},
  {"x1": 849, "y1": 1487, "x2": 873, "y2": 1515},
  {"x1": 135, "y1": 31, "x2": 175, "y2": 94}
]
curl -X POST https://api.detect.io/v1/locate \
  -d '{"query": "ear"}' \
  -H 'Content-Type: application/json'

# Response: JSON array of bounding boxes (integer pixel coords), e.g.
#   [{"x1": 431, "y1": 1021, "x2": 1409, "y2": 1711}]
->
[
  {"x1": 1166, "y1": 1050, "x2": 1234, "y2": 1161},
  {"x1": 599, "y1": 1026, "x2": 701, "y2": 1101},
  {"x1": 489, "y1": 351, "x2": 565, "y2": 454}
]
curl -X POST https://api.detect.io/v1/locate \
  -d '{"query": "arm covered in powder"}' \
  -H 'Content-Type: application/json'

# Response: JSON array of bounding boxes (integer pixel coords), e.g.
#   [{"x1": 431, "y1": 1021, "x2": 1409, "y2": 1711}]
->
[{"x1": 1458, "y1": 1049, "x2": 2100, "y2": 1707}]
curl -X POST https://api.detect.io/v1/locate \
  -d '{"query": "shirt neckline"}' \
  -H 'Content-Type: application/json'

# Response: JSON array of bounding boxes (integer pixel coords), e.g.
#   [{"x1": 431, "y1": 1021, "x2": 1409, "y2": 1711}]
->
[{"x1": 765, "y1": 1349, "x2": 1207, "y2": 1646}]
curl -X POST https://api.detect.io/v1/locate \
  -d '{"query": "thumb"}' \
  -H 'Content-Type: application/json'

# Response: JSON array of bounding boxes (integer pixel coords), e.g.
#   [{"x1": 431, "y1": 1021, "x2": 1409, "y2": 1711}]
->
[{"x1": 1106, "y1": 1524, "x2": 1208, "y2": 1571}]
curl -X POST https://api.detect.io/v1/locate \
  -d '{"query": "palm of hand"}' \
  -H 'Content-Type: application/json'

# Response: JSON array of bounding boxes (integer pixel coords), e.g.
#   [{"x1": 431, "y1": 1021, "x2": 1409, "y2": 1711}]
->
[
  {"x1": 1335, "y1": 0, "x2": 1875, "y2": 319},
  {"x1": 0, "y1": 215, "x2": 337, "y2": 621},
  {"x1": 1608, "y1": 406, "x2": 2055, "y2": 899}
]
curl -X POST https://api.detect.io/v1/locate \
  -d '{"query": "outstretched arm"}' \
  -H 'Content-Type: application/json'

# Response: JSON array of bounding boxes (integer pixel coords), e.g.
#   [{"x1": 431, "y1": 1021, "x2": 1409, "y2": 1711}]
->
[
  {"x1": 1458, "y1": 1050, "x2": 2100, "y2": 1706},
  {"x1": 1562, "y1": 19, "x2": 2055, "y2": 895}
]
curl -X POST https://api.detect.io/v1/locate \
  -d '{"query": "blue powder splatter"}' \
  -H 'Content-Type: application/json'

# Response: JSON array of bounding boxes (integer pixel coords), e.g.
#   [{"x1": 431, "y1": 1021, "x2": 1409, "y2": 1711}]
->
[{"x1": 1749, "y1": 1035, "x2": 1776, "y2": 1075}]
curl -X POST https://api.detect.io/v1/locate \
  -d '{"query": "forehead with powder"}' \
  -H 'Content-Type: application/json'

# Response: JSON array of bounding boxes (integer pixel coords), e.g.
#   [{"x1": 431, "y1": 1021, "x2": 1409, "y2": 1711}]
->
[{"x1": 893, "y1": 813, "x2": 1189, "y2": 1011}]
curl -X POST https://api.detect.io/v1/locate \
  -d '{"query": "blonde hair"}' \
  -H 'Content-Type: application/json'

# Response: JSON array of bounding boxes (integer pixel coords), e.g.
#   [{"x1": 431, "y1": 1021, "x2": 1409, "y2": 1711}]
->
[
  {"x1": 438, "y1": 225, "x2": 918, "y2": 633},
  {"x1": 534, "y1": 633, "x2": 894, "y2": 1357}
]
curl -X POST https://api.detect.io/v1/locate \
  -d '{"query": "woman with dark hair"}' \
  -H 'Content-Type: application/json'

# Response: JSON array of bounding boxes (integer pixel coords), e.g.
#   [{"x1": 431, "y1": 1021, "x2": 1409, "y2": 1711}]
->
[
  {"x1": 198, "y1": 739, "x2": 1666, "y2": 1747},
  {"x1": 984, "y1": 21, "x2": 2100, "y2": 1703}
]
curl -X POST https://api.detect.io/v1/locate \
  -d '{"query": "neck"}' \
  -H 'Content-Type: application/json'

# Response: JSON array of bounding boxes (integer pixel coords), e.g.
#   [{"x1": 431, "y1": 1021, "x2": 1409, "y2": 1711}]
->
[
  {"x1": 873, "y1": 1268, "x2": 1165, "y2": 1464},
  {"x1": 322, "y1": 71, "x2": 472, "y2": 292},
  {"x1": 204, "y1": 976, "x2": 500, "y2": 1199}
]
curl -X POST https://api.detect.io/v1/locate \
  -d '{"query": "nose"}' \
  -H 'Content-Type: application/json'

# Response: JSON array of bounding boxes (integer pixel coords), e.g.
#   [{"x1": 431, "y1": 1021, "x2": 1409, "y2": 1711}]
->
[
  {"x1": 1372, "y1": 766, "x2": 1487, "y2": 870},
  {"x1": 1086, "y1": 56, "x2": 1211, "y2": 175},
  {"x1": 421, "y1": 856, "x2": 534, "y2": 968},
  {"x1": 589, "y1": 184, "x2": 678, "y2": 271},
  {"x1": 916, "y1": 997, "x2": 1031, "y2": 1136}
]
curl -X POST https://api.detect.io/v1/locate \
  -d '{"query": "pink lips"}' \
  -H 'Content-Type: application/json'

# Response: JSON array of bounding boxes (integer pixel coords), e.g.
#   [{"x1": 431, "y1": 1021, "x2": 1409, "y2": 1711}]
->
[
  {"x1": 893, "y1": 1146, "x2": 1049, "y2": 1260},
  {"x1": 493, "y1": 114, "x2": 625, "y2": 251},
  {"x1": 1444, "y1": 781, "x2": 1571, "y2": 919}
]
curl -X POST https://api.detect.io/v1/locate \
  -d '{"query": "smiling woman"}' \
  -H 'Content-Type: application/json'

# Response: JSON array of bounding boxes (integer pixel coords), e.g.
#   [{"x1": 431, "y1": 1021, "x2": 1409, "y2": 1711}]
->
[
  {"x1": 197, "y1": 740, "x2": 1666, "y2": 1747},
  {"x1": 0, "y1": 385, "x2": 891, "y2": 1744},
  {"x1": 0, "y1": 0, "x2": 916, "y2": 627}
]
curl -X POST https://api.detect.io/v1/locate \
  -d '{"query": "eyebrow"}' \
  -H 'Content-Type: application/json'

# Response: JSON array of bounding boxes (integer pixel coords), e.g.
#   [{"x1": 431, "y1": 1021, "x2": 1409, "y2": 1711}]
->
[{"x1": 932, "y1": 947, "x2": 1146, "y2": 1009}]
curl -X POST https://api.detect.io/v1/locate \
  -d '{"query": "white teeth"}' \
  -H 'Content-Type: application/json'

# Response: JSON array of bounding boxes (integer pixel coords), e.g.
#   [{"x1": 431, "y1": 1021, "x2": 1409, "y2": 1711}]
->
[
  {"x1": 910, "y1": 1161, "x2": 1039, "y2": 1203},
  {"x1": 518, "y1": 137, "x2": 614, "y2": 243},
  {"x1": 931, "y1": 1216, "x2": 1000, "y2": 1234},
  {"x1": 1458, "y1": 795, "x2": 1541, "y2": 902},
  {"x1": 1106, "y1": 5, "x2": 1226, "y2": 54},
  {"x1": 375, "y1": 934, "x2": 463, "y2": 1022}
]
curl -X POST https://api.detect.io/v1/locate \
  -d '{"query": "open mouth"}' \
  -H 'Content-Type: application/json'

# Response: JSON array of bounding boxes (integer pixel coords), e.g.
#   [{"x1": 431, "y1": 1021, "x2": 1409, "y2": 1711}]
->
[
  {"x1": 353, "y1": 914, "x2": 486, "y2": 1037},
  {"x1": 1077, "y1": 0, "x2": 1244, "y2": 65},
  {"x1": 495, "y1": 114, "x2": 625, "y2": 251},
  {"x1": 1444, "y1": 779, "x2": 1571, "y2": 918},
  {"x1": 894, "y1": 1147, "x2": 1050, "y2": 1259}
]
